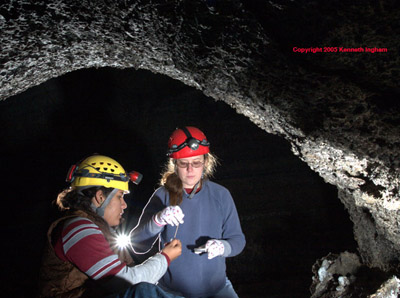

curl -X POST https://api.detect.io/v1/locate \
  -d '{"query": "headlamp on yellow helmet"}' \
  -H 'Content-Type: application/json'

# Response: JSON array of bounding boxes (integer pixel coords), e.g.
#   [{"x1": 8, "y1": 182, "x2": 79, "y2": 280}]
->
[{"x1": 66, "y1": 155, "x2": 142, "y2": 192}]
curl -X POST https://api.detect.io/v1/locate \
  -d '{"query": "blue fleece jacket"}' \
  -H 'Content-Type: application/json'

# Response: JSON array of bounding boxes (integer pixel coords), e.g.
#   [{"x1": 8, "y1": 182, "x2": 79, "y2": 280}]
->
[{"x1": 134, "y1": 180, "x2": 246, "y2": 297}]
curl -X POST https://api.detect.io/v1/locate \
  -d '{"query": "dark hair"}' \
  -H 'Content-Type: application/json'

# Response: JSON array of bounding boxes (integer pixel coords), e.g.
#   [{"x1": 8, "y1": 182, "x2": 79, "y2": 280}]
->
[
  {"x1": 164, "y1": 173, "x2": 183, "y2": 206},
  {"x1": 56, "y1": 186, "x2": 114, "y2": 212}
]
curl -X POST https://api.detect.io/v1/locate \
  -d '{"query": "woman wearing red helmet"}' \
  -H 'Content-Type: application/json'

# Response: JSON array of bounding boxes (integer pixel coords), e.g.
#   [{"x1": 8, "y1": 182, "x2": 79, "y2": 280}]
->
[{"x1": 133, "y1": 127, "x2": 246, "y2": 297}]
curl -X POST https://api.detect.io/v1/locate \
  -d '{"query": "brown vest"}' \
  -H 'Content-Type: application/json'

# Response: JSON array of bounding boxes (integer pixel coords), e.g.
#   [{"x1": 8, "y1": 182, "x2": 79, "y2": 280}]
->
[{"x1": 38, "y1": 210, "x2": 134, "y2": 297}]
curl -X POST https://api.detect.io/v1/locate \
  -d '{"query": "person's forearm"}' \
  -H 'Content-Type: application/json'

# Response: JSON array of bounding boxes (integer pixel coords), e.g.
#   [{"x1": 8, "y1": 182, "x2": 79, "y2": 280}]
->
[
  {"x1": 112, "y1": 253, "x2": 168, "y2": 285},
  {"x1": 131, "y1": 217, "x2": 164, "y2": 243},
  {"x1": 221, "y1": 234, "x2": 246, "y2": 257}
]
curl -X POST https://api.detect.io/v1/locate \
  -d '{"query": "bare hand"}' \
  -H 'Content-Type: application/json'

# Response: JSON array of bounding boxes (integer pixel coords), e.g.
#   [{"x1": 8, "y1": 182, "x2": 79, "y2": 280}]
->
[{"x1": 162, "y1": 239, "x2": 182, "y2": 261}]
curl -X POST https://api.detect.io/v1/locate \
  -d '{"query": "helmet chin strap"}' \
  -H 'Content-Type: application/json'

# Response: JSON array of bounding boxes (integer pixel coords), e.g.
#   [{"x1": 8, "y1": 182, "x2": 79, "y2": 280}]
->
[
  {"x1": 91, "y1": 188, "x2": 119, "y2": 217},
  {"x1": 188, "y1": 180, "x2": 201, "y2": 199}
]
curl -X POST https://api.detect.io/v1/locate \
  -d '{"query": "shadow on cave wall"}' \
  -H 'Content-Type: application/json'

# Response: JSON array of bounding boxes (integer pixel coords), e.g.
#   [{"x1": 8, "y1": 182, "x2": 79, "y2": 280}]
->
[{"x1": 0, "y1": 67, "x2": 357, "y2": 297}]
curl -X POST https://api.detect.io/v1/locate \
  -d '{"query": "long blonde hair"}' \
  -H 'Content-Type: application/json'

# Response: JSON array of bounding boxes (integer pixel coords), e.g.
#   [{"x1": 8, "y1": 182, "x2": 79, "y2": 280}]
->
[{"x1": 160, "y1": 153, "x2": 218, "y2": 205}]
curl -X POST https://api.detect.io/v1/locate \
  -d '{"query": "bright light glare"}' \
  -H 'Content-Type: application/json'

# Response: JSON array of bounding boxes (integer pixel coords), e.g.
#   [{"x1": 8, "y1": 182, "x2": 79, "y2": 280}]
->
[{"x1": 116, "y1": 234, "x2": 131, "y2": 249}]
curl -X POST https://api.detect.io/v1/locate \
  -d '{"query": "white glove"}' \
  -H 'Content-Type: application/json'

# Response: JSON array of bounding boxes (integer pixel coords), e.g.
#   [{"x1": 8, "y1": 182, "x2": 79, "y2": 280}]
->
[
  {"x1": 154, "y1": 206, "x2": 184, "y2": 226},
  {"x1": 203, "y1": 239, "x2": 225, "y2": 259}
]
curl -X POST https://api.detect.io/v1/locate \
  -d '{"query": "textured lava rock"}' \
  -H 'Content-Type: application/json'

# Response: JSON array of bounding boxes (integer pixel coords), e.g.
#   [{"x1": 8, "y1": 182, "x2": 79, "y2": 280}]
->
[
  {"x1": 311, "y1": 252, "x2": 400, "y2": 297},
  {"x1": 1, "y1": 0, "x2": 399, "y2": 286}
]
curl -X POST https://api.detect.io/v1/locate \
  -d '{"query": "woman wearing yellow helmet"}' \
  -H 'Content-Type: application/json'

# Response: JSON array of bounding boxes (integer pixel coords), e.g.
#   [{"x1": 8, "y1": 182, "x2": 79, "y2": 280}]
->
[{"x1": 39, "y1": 154, "x2": 183, "y2": 298}]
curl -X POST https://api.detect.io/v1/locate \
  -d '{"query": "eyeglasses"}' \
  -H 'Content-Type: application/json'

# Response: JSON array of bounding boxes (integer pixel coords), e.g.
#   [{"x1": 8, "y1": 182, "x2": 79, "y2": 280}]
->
[{"x1": 176, "y1": 160, "x2": 205, "y2": 168}]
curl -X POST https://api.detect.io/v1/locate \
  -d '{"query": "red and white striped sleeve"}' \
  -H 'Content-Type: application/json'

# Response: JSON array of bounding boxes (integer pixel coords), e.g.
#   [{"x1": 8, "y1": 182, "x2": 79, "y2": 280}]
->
[
  {"x1": 54, "y1": 216, "x2": 169, "y2": 287},
  {"x1": 54, "y1": 217, "x2": 126, "y2": 280}
]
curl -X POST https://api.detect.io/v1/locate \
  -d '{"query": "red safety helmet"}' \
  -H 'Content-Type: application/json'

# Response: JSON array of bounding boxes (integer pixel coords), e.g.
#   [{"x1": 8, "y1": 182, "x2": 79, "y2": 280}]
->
[{"x1": 167, "y1": 127, "x2": 210, "y2": 159}]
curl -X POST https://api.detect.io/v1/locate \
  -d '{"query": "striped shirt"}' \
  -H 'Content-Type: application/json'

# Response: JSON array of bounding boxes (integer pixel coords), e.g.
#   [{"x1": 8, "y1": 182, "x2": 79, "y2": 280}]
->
[
  {"x1": 54, "y1": 216, "x2": 168, "y2": 288},
  {"x1": 54, "y1": 217, "x2": 125, "y2": 280}
]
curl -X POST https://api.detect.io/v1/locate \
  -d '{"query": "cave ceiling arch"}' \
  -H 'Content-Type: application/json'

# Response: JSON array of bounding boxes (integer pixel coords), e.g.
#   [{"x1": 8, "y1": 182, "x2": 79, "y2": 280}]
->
[{"x1": 1, "y1": 0, "x2": 400, "y2": 272}]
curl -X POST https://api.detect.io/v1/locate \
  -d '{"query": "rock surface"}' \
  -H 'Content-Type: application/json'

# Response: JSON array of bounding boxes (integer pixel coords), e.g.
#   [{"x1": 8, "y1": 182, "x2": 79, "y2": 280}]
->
[
  {"x1": 1, "y1": 0, "x2": 399, "y2": 295},
  {"x1": 311, "y1": 252, "x2": 400, "y2": 297}
]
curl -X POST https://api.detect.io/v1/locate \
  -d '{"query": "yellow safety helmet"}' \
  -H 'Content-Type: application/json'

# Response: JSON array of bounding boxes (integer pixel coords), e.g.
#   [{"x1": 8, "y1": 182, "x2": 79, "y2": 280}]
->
[{"x1": 66, "y1": 155, "x2": 142, "y2": 192}]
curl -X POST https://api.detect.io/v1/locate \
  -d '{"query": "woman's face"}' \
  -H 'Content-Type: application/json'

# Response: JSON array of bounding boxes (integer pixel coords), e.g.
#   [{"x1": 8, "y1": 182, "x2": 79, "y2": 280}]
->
[
  {"x1": 176, "y1": 155, "x2": 205, "y2": 188},
  {"x1": 103, "y1": 190, "x2": 127, "y2": 227}
]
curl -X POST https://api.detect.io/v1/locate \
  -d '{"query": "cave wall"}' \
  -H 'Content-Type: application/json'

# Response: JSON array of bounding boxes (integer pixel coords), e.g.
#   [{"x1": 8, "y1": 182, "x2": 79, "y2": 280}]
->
[
  {"x1": 0, "y1": 67, "x2": 360, "y2": 297},
  {"x1": 1, "y1": 0, "x2": 400, "y2": 272}
]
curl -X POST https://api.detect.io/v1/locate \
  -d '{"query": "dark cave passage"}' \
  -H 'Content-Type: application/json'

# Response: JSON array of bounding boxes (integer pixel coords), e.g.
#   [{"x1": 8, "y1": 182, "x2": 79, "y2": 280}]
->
[{"x1": 0, "y1": 68, "x2": 357, "y2": 297}]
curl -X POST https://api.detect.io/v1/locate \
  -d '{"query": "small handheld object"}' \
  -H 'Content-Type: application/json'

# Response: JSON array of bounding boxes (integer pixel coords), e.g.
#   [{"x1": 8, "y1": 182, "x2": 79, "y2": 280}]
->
[
  {"x1": 194, "y1": 246, "x2": 207, "y2": 254},
  {"x1": 170, "y1": 223, "x2": 179, "y2": 241},
  {"x1": 173, "y1": 224, "x2": 179, "y2": 239}
]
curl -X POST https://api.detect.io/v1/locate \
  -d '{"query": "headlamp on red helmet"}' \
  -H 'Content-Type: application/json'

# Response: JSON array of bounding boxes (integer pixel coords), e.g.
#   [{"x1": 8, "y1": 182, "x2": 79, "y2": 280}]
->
[{"x1": 167, "y1": 127, "x2": 210, "y2": 159}]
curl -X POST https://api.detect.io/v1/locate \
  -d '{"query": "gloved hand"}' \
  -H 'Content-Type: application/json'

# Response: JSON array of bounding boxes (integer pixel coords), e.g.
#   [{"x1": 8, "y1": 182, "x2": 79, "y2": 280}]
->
[
  {"x1": 154, "y1": 206, "x2": 184, "y2": 226},
  {"x1": 205, "y1": 239, "x2": 225, "y2": 259},
  {"x1": 194, "y1": 239, "x2": 225, "y2": 259}
]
